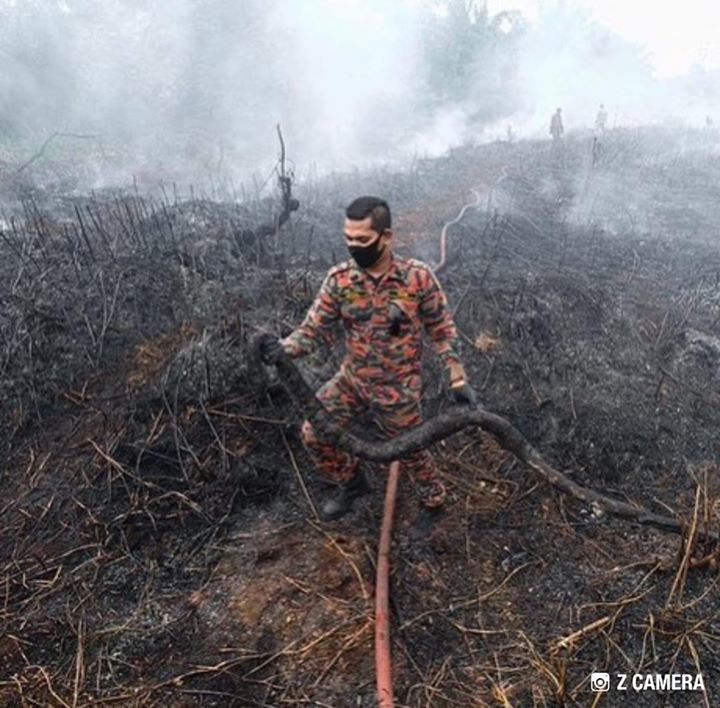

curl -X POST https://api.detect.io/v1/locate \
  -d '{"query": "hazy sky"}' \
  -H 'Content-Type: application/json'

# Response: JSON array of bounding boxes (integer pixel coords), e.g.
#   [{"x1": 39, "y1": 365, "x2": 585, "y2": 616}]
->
[
  {"x1": 490, "y1": 0, "x2": 720, "y2": 77},
  {"x1": 2, "y1": 0, "x2": 715, "y2": 187}
]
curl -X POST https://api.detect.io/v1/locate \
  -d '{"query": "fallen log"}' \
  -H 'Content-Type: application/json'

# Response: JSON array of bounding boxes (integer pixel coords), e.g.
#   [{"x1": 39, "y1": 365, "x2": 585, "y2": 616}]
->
[{"x1": 253, "y1": 338, "x2": 717, "y2": 542}]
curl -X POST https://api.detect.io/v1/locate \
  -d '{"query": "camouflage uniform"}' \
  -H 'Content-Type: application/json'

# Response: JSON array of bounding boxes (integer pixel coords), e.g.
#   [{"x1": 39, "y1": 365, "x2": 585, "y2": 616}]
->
[{"x1": 282, "y1": 256, "x2": 464, "y2": 508}]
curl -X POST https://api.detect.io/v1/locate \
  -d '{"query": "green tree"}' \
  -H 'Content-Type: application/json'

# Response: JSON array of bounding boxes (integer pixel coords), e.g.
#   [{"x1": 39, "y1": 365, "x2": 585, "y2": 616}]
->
[{"x1": 420, "y1": 0, "x2": 524, "y2": 114}]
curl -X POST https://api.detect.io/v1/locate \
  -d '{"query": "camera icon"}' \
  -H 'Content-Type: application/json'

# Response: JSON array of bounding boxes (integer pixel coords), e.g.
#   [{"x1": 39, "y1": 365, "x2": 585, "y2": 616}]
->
[{"x1": 590, "y1": 672, "x2": 611, "y2": 692}]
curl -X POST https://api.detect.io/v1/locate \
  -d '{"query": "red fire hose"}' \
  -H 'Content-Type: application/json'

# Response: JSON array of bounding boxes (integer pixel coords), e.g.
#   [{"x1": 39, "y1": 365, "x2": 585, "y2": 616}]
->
[
  {"x1": 375, "y1": 460, "x2": 400, "y2": 707},
  {"x1": 376, "y1": 202, "x2": 484, "y2": 704},
  {"x1": 324, "y1": 193, "x2": 481, "y2": 702}
]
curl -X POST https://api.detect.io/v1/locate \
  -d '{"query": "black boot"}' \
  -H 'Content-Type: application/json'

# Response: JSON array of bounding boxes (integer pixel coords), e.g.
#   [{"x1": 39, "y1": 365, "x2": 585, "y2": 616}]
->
[{"x1": 321, "y1": 469, "x2": 371, "y2": 521}]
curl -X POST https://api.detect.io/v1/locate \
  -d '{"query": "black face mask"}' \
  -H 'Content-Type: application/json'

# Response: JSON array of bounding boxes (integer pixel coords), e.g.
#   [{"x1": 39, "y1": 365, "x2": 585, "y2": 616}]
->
[{"x1": 348, "y1": 236, "x2": 385, "y2": 269}]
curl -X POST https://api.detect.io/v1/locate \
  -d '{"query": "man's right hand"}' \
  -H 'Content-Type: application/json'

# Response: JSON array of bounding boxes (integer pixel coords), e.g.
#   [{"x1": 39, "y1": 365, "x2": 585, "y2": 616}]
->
[
  {"x1": 259, "y1": 335, "x2": 285, "y2": 365},
  {"x1": 450, "y1": 382, "x2": 478, "y2": 408}
]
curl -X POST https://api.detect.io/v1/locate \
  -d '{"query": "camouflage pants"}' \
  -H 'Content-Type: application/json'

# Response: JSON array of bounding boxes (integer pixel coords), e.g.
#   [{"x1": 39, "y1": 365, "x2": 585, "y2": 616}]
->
[{"x1": 300, "y1": 372, "x2": 446, "y2": 508}]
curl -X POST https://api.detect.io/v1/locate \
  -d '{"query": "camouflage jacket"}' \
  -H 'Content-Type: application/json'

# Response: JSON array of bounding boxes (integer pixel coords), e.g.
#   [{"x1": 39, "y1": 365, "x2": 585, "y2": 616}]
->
[{"x1": 282, "y1": 255, "x2": 464, "y2": 389}]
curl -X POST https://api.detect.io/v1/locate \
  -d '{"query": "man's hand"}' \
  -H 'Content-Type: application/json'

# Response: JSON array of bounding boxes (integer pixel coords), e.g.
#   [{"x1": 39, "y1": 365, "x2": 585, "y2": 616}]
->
[
  {"x1": 259, "y1": 335, "x2": 285, "y2": 365},
  {"x1": 450, "y1": 382, "x2": 477, "y2": 408}
]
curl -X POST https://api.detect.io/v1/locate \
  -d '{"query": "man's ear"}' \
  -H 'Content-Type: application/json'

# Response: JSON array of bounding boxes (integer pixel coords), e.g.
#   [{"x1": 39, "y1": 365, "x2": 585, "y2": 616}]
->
[{"x1": 382, "y1": 228, "x2": 393, "y2": 243}]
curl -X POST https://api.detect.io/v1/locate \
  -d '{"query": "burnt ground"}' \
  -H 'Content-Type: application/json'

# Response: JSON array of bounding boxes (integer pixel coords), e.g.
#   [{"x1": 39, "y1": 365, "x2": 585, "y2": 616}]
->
[{"x1": 0, "y1": 126, "x2": 719, "y2": 707}]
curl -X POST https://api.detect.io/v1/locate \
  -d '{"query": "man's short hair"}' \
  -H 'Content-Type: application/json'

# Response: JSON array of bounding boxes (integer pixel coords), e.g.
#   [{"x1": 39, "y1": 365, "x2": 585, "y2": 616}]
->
[{"x1": 346, "y1": 196, "x2": 391, "y2": 235}]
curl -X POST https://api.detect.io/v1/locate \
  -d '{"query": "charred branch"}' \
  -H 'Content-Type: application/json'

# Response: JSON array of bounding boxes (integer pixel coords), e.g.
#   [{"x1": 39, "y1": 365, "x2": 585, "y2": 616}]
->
[{"x1": 259, "y1": 340, "x2": 718, "y2": 541}]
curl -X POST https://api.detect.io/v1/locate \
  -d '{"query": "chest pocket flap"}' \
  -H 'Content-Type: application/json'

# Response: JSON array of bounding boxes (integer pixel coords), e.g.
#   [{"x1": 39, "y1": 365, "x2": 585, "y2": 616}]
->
[{"x1": 340, "y1": 290, "x2": 372, "y2": 322}]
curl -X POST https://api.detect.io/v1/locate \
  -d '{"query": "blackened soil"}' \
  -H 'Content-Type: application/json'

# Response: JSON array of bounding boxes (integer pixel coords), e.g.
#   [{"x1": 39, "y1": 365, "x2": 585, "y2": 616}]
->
[{"x1": 1, "y1": 127, "x2": 718, "y2": 707}]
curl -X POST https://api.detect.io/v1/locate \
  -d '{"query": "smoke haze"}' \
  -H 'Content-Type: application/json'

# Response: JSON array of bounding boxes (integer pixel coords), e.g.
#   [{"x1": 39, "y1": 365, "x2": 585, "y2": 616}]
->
[{"x1": 0, "y1": 0, "x2": 717, "y2": 188}]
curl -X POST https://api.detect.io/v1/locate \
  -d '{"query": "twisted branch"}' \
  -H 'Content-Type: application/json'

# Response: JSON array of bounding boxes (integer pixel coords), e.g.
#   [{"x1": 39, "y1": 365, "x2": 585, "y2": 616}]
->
[{"x1": 258, "y1": 341, "x2": 717, "y2": 542}]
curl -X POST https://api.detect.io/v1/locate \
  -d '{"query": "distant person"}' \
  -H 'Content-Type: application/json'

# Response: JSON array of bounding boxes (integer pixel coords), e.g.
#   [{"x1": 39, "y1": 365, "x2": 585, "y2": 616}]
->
[
  {"x1": 593, "y1": 104, "x2": 608, "y2": 165},
  {"x1": 550, "y1": 108, "x2": 564, "y2": 142},
  {"x1": 595, "y1": 104, "x2": 608, "y2": 133},
  {"x1": 705, "y1": 115, "x2": 714, "y2": 129}
]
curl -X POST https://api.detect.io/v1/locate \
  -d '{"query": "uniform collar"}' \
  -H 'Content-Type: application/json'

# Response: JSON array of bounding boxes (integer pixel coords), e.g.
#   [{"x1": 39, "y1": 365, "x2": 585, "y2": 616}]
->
[{"x1": 349, "y1": 253, "x2": 408, "y2": 285}]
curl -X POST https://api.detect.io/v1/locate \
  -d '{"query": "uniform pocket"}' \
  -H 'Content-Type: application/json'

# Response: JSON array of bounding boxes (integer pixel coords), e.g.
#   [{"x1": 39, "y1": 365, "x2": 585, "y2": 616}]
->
[{"x1": 341, "y1": 292, "x2": 373, "y2": 328}]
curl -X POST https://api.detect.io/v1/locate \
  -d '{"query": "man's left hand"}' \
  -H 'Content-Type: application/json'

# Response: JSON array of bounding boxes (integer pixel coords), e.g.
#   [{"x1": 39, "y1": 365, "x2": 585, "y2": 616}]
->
[
  {"x1": 450, "y1": 383, "x2": 478, "y2": 407},
  {"x1": 258, "y1": 335, "x2": 285, "y2": 365}
]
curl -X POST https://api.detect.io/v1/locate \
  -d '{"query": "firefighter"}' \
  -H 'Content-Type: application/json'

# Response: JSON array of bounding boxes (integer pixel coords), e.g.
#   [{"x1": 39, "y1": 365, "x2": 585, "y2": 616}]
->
[
  {"x1": 595, "y1": 104, "x2": 608, "y2": 133},
  {"x1": 259, "y1": 196, "x2": 476, "y2": 531},
  {"x1": 550, "y1": 107, "x2": 564, "y2": 141}
]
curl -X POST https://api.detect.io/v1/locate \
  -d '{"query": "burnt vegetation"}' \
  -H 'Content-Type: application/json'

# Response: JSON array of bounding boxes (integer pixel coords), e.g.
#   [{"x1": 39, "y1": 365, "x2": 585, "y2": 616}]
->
[{"x1": 1, "y1": 126, "x2": 719, "y2": 707}]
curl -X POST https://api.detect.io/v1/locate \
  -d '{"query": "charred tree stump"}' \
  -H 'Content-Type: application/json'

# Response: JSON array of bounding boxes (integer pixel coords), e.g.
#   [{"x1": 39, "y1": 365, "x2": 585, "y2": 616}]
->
[{"x1": 236, "y1": 125, "x2": 300, "y2": 266}]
